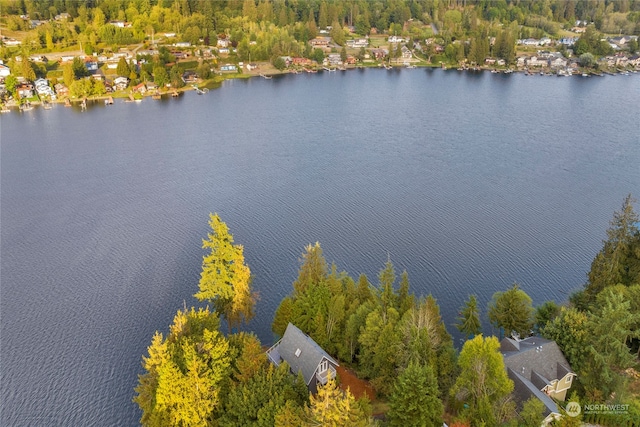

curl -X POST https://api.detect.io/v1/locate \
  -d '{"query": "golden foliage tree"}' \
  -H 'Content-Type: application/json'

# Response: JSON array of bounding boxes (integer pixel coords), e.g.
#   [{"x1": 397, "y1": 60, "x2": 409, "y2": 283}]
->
[{"x1": 194, "y1": 213, "x2": 256, "y2": 331}]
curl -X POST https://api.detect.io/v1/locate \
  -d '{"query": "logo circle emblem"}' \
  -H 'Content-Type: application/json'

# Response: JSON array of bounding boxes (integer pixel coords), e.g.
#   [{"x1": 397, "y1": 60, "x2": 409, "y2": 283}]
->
[{"x1": 566, "y1": 401, "x2": 581, "y2": 417}]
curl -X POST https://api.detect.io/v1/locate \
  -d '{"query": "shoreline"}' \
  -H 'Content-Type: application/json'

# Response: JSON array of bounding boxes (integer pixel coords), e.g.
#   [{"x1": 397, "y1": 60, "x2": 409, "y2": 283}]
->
[{"x1": 2, "y1": 64, "x2": 636, "y2": 112}]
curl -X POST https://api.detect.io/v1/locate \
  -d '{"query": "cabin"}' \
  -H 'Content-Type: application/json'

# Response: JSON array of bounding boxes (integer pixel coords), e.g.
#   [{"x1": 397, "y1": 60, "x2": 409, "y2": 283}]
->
[
  {"x1": 501, "y1": 336, "x2": 576, "y2": 426},
  {"x1": 267, "y1": 323, "x2": 338, "y2": 394}
]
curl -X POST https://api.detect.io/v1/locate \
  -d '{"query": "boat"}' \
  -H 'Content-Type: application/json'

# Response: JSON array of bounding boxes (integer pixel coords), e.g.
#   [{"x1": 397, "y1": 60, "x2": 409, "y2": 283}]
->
[
  {"x1": 260, "y1": 73, "x2": 273, "y2": 79},
  {"x1": 43, "y1": 100, "x2": 52, "y2": 110},
  {"x1": 65, "y1": 99, "x2": 72, "y2": 107},
  {"x1": 1, "y1": 106, "x2": 10, "y2": 113},
  {"x1": 105, "y1": 96, "x2": 114, "y2": 105},
  {"x1": 322, "y1": 67, "x2": 335, "y2": 72},
  {"x1": 20, "y1": 102, "x2": 34, "y2": 112},
  {"x1": 405, "y1": 64, "x2": 417, "y2": 69},
  {"x1": 193, "y1": 85, "x2": 209, "y2": 94}
]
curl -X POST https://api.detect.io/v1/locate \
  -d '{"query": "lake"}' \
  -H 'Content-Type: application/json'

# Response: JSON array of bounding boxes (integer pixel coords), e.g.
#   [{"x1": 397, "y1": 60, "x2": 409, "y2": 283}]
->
[{"x1": 1, "y1": 68, "x2": 639, "y2": 425}]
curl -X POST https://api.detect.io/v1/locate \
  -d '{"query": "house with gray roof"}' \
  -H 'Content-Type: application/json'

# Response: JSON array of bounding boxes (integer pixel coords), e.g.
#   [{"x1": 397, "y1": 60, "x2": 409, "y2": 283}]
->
[
  {"x1": 267, "y1": 323, "x2": 338, "y2": 394},
  {"x1": 501, "y1": 336, "x2": 576, "y2": 425}
]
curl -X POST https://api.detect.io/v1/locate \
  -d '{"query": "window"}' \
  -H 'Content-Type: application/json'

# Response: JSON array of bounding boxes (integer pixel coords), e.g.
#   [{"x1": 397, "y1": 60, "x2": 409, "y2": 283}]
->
[
  {"x1": 295, "y1": 348, "x2": 301, "y2": 357},
  {"x1": 319, "y1": 360, "x2": 328, "y2": 373}
]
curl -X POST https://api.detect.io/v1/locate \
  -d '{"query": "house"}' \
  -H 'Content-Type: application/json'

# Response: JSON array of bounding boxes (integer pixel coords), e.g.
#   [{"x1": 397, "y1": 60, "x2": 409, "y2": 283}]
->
[
  {"x1": 220, "y1": 64, "x2": 237, "y2": 72},
  {"x1": 501, "y1": 336, "x2": 576, "y2": 426},
  {"x1": 54, "y1": 83, "x2": 69, "y2": 97},
  {"x1": 401, "y1": 46, "x2": 412, "y2": 59},
  {"x1": 132, "y1": 82, "x2": 147, "y2": 93},
  {"x1": 0, "y1": 64, "x2": 10, "y2": 78},
  {"x1": 527, "y1": 56, "x2": 548, "y2": 68},
  {"x1": 114, "y1": 76, "x2": 129, "y2": 90},
  {"x1": 369, "y1": 48, "x2": 389, "y2": 60},
  {"x1": 346, "y1": 38, "x2": 368, "y2": 48},
  {"x1": 267, "y1": 323, "x2": 339, "y2": 394},
  {"x1": 310, "y1": 37, "x2": 331, "y2": 48},
  {"x1": 16, "y1": 83, "x2": 34, "y2": 98},
  {"x1": 388, "y1": 35, "x2": 406, "y2": 44}
]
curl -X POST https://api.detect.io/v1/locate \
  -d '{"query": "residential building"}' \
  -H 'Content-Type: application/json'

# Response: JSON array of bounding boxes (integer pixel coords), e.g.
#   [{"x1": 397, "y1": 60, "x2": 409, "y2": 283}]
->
[
  {"x1": 267, "y1": 323, "x2": 339, "y2": 394},
  {"x1": 501, "y1": 336, "x2": 576, "y2": 426}
]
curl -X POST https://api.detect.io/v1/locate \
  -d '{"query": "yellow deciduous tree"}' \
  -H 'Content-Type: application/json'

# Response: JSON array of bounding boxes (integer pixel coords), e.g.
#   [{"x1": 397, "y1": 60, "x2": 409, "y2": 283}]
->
[
  {"x1": 307, "y1": 378, "x2": 372, "y2": 427},
  {"x1": 194, "y1": 213, "x2": 256, "y2": 331}
]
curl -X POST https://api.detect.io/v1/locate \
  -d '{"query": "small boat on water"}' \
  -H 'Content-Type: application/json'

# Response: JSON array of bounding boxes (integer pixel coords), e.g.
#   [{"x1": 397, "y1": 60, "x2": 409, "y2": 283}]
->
[
  {"x1": 65, "y1": 99, "x2": 72, "y2": 107},
  {"x1": 260, "y1": 73, "x2": 273, "y2": 79},
  {"x1": 405, "y1": 64, "x2": 416, "y2": 69},
  {"x1": 43, "y1": 100, "x2": 52, "y2": 109},
  {"x1": 105, "y1": 96, "x2": 114, "y2": 105},
  {"x1": 193, "y1": 85, "x2": 209, "y2": 94}
]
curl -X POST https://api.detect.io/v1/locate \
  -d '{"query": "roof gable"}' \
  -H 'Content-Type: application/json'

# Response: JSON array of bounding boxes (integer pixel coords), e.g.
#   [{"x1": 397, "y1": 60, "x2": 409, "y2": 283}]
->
[
  {"x1": 507, "y1": 368, "x2": 558, "y2": 416},
  {"x1": 267, "y1": 323, "x2": 338, "y2": 385},
  {"x1": 502, "y1": 337, "x2": 573, "y2": 382}
]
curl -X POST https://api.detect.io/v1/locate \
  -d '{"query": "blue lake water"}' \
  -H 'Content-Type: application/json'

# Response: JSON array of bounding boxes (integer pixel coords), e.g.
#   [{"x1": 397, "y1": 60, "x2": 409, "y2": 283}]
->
[{"x1": 1, "y1": 69, "x2": 639, "y2": 425}]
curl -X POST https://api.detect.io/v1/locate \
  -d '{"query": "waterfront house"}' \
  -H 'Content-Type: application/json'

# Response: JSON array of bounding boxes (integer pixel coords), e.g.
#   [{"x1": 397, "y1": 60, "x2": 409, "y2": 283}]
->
[
  {"x1": 0, "y1": 64, "x2": 10, "y2": 78},
  {"x1": 17, "y1": 83, "x2": 34, "y2": 98},
  {"x1": 501, "y1": 336, "x2": 576, "y2": 426},
  {"x1": 132, "y1": 82, "x2": 147, "y2": 94},
  {"x1": 54, "y1": 83, "x2": 69, "y2": 97},
  {"x1": 114, "y1": 76, "x2": 129, "y2": 90},
  {"x1": 267, "y1": 323, "x2": 339, "y2": 394}
]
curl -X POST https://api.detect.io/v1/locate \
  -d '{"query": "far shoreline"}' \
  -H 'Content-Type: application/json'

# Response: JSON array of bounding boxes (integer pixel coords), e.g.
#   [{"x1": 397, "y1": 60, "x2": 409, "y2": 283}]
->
[{"x1": 2, "y1": 63, "x2": 635, "y2": 112}]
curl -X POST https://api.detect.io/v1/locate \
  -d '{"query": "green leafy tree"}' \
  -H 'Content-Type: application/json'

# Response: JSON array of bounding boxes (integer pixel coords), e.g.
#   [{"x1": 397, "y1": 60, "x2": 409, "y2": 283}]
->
[
  {"x1": 72, "y1": 57, "x2": 89, "y2": 79},
  {"x1": 153, "y1": 66, "x2": 169, "y2": 88},
  {"x1": 487, "y1": 283, "x2": 534, "y2": 338},
  {"x1": 519, "y1": 397, "x2": 545, "y2": 427},
  {"x1": 540, "y1": 306, "x2": 590, "y2": 374},
  {"x1": 451, "y1": 335, "x2": 514, "y2": 426},
  {"x1": 4, "y1": 75, "x2": 18, "y2": 96},
  {"x1": 117, "y1": 57, "x2": 130, "y2": 77},
  {"x1": 194, "y1": 213, "x2": 256, "y2": 331},
  {"x1": 63, "y1": 62, "x2": 75, "y2": 87},
  {"x1": 388, "y1": 362, "x2": 443, "y2": 426},
  {"x1": 21, "y1": 60, "x2": 36, "y2": 81},
  {"x1": 455, "y1": 295, "x2": 482, "y2": 339},
  {"x1": 273, "y1": 56, "x2": 286, "y2": 70},
  {"x1": 311, "y1": 48, "x2": 325, "y2": 64},
  {"x1": 534, "y1": 300, "x2": 560, "y2": 332},
  {"x1": 220, "y1": 362, "x2": 308, "y2": 426}
]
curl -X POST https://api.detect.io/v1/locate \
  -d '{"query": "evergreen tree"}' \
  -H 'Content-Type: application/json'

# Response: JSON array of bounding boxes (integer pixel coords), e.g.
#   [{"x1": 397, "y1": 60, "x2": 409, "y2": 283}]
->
[
  {"x1": 455, "y1": 295, "x2": 481, "y2": 339},
  {"x1": 293, "y1": 242, "x2": 328, "y2": 294},
  {"x1": 487, "y1": 283, "x2": 534, "y2": 338},
  {"x1": 585, "y1": 194, "x2": 640, "y2": 303},
  {"x1": 194, "y1": 213, "x2": 256, "y2": 331},
  {"x1": 116, "y1": 56, "x2": 130, "y2": 77},
  {"x1": 388, "y1": 362, "x2": 443, "y2": 427}
]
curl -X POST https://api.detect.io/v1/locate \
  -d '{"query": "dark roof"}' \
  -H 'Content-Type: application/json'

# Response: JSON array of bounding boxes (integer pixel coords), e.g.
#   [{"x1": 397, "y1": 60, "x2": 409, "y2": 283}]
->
[
  {"x1": 501, "y1": 337, "x2": 574, "y2": 383},
  {"x1": 507, "y1": 368, "x2": 558, "y2": 416},
  {"x1": 267, "y1": 323, "x2": 338, "y2": 386}
]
